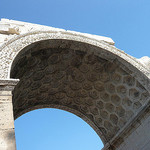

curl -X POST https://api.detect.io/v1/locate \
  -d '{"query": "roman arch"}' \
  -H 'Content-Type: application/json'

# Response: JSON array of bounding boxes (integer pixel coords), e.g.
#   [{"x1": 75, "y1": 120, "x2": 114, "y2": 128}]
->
[{"x1": 0, "y1": 19, "x2": 150, "y2": 150}]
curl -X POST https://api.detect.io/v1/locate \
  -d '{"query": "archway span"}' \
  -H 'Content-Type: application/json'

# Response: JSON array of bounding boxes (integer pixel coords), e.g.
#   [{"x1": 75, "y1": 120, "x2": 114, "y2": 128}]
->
[
  {"x1": 14, "y1": 104, "x2": 105, "y2": 143},
  {"x1": 0, "y1": 31, "x2": 149, "y2": 93},
  {"x1": 10, "y1": 39, "x2": 150, "y2": 147},
  {"x1": 15, "y1": 108, "x2": 104, "y2": 150}
]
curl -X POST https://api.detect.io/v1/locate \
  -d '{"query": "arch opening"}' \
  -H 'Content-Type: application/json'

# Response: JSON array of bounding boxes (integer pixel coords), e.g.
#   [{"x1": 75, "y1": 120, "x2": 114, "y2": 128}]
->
[
  {"x1": 15, "y1": 108, "x2": 104, "y2": 150},
  {"x1": 10, "y1": 39, "x2": 150, "y2": 147}
]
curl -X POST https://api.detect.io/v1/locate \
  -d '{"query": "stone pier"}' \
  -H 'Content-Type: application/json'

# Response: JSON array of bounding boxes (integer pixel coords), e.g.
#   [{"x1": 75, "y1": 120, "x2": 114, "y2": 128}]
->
[{"x1": 0, "y1": 80, "x2": 18, "y2": 150}]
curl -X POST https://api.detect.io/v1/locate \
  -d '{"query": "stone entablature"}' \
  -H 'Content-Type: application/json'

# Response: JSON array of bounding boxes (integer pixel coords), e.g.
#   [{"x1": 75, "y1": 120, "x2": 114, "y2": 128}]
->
[
  {"x1": 0, "y1": 19, "x2": 150, "y2": 150},
  {"x1": 0, "y1": 18, "x2": 114, "y2": 46}
]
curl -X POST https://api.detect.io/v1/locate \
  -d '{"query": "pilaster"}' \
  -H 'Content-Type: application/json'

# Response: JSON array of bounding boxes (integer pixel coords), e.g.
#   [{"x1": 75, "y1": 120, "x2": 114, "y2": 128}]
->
[{"x1": 0, "y1": 79, "x2": 19, "y2": 150}]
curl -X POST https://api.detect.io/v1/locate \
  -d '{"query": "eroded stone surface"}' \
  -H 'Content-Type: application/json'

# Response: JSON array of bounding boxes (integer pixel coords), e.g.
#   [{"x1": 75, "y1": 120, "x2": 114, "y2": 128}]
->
[
  {"x1": 0, "y1": 81, "x2": 18, "y2": 150},
  {"x1": 138, "y1": 56, "x2": 150, "y2": 70},
  {"x1": 0, "y1": 18, "x2": 114, "y2": 46},
  {"x1": 0, "y1": 19, "x2": 150, "y2": 150},
  {"x1": 11, "y1": 46, "x2": 150, "y2": 144}
]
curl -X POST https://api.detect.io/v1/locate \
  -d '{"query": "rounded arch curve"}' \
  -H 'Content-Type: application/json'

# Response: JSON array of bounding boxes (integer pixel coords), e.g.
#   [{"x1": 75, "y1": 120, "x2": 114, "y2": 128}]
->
[
  {"x1": 14, "y1": 104, "x2": 106, "y2": 143},
  {"x1": 0, "y1": 30, "x2": 149, "y2": 92},
  {"x1": 9, "y1": 37, "x2": 150, "y2": 147},
  {"x1": 15, "y1": 107, "x2": 104, "y2": 150},
  {"x1": 0, "y1": 30, "x2": 148, "y2": 149}
]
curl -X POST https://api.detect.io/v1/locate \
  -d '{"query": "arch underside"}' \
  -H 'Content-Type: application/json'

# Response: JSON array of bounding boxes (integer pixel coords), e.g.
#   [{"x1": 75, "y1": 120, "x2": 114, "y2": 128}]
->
[{"x1": 10, "y1": 40, "x2": 150, "y2": 145}]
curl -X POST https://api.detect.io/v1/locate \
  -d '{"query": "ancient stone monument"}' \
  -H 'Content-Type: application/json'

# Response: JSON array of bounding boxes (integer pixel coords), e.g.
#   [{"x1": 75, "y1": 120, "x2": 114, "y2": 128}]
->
[{"x1": 0, "y1": 18, "x2": 150, "y2": 150}]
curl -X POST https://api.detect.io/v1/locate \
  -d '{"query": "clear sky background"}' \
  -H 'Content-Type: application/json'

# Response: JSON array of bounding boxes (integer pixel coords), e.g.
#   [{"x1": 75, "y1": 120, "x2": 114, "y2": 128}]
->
[{"x1": 0, "y1": 0, "x2": 150, "y2": 150}]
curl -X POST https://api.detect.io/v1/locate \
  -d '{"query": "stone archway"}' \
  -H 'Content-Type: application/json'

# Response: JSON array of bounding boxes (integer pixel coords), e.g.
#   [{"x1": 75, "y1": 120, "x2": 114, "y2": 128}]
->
[
  {"x1": 9, "y1": 38, "x2": 150, "y2": 145},
  {"x1": 0, "y1": 19, "x2": 150, "y2": 150}
]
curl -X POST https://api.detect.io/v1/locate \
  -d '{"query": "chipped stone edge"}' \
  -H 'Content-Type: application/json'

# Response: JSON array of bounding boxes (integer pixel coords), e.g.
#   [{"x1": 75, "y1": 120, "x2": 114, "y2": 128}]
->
[
  {"x1": 0, "y1": 30, "x2": 149, "y2": 79},
  {"x1": 0, "y1": 30, "x2": 150, "y2": 149},
  {"x1": 0, "y1": 18, "x2": 115, "y2": 45},
  {"x1": 0, "y1": 79, "x2": 19, "y2": 86}
]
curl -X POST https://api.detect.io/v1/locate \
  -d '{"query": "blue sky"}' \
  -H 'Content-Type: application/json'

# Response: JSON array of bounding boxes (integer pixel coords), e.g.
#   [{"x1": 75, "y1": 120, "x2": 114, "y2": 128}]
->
[
  {"x1": 0, "y1": 0, "x2": 150, "y2": 150},
  {"x1": 15, "y1": 109, "x2": 102, "y2": 150}
]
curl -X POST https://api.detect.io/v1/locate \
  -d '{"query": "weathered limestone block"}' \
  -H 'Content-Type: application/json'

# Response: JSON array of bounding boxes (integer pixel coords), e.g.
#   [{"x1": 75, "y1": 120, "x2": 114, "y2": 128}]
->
[
  {"x1": 138, "y1": 56, "x2": 150, "y2": 70},
  {"x1": 0, "y1": 18, "x2": 115, "y2": 47},
  {"x1": 115, "y1": 108, "x2": 150, "y2": 150},
  {"x1": 0, "y1": 80, "x2": 19, "y2": 150}
]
